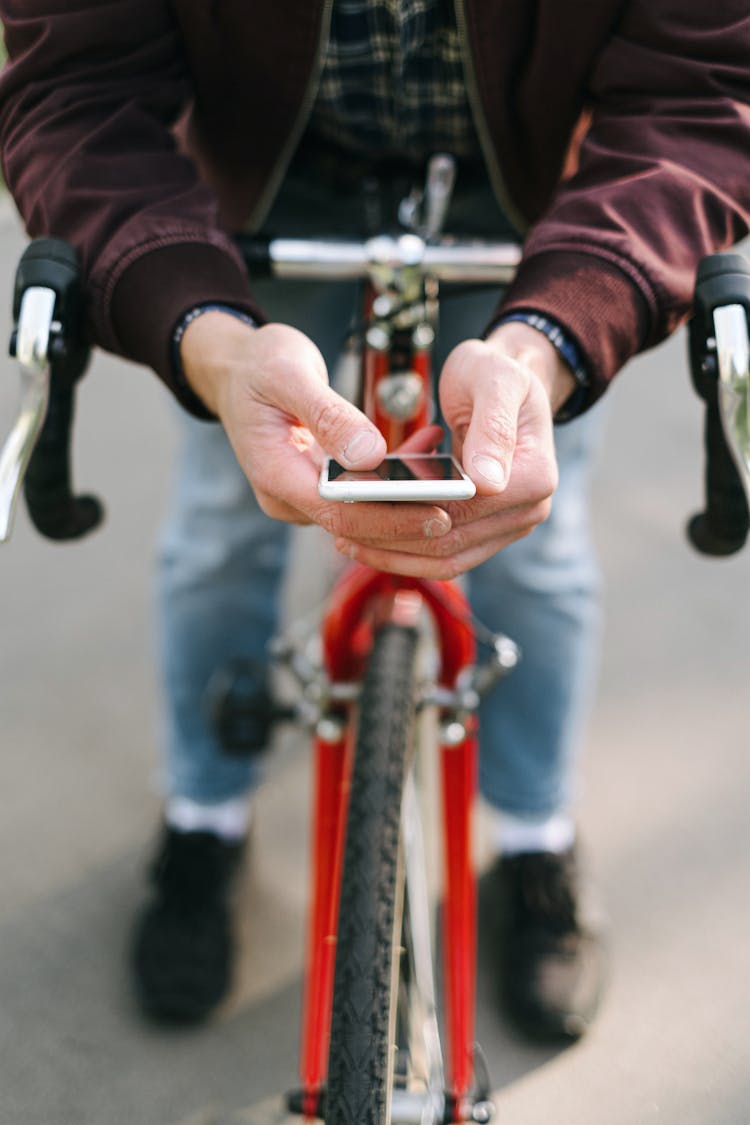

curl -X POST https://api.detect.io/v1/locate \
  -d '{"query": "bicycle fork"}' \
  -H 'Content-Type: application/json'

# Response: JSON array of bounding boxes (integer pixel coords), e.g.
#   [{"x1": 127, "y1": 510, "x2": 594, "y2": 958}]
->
[{"x1": 278, "y1": 564, "x2": 516, "y2": 1123}]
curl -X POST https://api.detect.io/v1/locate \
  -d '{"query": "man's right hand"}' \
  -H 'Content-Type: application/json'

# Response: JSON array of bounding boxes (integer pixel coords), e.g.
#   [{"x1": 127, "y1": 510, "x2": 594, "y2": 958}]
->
[{"x1": 179, "y1": 311, "x2": 453, "y2": 539}]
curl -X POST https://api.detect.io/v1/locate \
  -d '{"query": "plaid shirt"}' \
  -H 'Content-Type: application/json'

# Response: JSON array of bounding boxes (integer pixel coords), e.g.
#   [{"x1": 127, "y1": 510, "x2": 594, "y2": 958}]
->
[{"x1": 310, "y1": 0, "x2": 479, "y2": 162}]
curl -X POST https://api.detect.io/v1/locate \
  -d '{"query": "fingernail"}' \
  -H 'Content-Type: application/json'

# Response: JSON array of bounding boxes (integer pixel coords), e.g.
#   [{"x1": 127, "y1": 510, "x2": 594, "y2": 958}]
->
[
  {"x1": 335, "y1": 538, "x2": 358, "y2": 559},
  {"x1": 424, "y1": 517, "x2": 449, "y2": 539},
  {"x1": 343, "y1": 428, "x2": 379, "y2": 465},
  {"x1": 472, "y1": 453, "x2": 506, "y2": 487}
]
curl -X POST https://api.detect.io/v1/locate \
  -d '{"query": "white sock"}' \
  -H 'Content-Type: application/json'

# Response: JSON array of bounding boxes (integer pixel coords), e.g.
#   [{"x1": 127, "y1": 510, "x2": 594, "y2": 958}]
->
[
  {"x1": 166, "y1": 794, "x2": 251, "y2": 842},
  {"x1": 490, "y1": 809, "x2": 575, "y2": 857}
]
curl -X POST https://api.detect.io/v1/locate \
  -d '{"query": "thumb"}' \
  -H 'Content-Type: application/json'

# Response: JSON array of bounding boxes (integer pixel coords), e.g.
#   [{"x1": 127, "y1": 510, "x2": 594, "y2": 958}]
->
[
  {"x1": 249, "y1": 324, "x2": 387, "y2": 468},
  {"x1": 443, "y1": 341, "x2": 527, "y2": 495},
  {"x1": 301, "y1": 381, "x2": 387, "y2": 468}
]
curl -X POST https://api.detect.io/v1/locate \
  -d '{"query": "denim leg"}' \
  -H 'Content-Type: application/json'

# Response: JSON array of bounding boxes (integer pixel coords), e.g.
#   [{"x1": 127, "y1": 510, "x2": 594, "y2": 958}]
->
[
  {"x1": 156, "y1": 277, "x2": 360, "y2": 802},
  {"x1": 434, "y1": 286, "x2": 607, "y2": 820},
  {"x1": 468, "y1": 410, "x2": 607, "y2": 817},
  {"x1": 156, "y1": 416, "x2": 288, "y2": 801}
]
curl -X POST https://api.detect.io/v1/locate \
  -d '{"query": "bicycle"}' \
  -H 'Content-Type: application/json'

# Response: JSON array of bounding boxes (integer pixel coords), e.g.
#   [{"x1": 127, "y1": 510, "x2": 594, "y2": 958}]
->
[
  {"x1": 232, "y1": 157, "x2": 523, "y2": 1124},
  {"x1": 1, "y1": 157, "x2": 749, "y2": 1124}
]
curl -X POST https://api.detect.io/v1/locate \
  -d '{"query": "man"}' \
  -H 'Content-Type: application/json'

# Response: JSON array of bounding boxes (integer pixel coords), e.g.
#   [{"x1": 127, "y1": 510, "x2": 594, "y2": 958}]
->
[{"x1": 1, "y1": 1, "x2": 748, "y2": 1042}]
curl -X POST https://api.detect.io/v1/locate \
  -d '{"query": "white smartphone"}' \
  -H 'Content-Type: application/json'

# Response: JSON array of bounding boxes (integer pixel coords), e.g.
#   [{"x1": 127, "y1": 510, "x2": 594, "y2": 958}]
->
[{"x1": 318, "y1": 453, "x2": 476, "y2": 502}]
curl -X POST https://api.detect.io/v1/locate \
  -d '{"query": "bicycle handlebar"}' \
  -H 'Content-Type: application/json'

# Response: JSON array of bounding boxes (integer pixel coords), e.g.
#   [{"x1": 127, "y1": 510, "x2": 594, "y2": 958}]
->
[
  {"x1": 687, "y1": 252, "x2": 750, "y2": 556},
  {"x1": 236, "y1": 232, "x2": 522, "y2": 284},
  {"x1": 3, "y1": 234, "x2": 749, "y2": 555}
]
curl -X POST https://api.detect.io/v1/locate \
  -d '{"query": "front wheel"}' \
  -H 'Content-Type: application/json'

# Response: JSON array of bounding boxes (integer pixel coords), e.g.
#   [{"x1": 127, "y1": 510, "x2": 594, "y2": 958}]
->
[{"x1": 325, "y1": 623, "x2": 444, "y2": 1125}]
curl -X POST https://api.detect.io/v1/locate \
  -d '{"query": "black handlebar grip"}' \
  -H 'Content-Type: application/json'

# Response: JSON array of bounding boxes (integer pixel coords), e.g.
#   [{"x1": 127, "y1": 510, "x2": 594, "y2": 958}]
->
[
  {"x1": 235, "y1": 234, "x2": 272, "y2": 278},
  {"x1": 23, "y1": 381, "x2": 103, "y2": 540},
  {"x1": 687, "y1": 375, "x2": 749, "y2": 555},
  {"x1": 12, "y1": 238, "x2": 104, "y2": 540},
  {"x1": 687, "y1": 252, "x2": 750, "y2": 556}
]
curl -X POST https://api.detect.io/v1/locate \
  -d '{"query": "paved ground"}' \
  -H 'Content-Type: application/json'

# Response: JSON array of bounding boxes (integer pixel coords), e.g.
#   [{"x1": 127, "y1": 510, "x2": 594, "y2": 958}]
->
[{"x1": 1, "y1": 204, "x2": 749, "y2": 1124}]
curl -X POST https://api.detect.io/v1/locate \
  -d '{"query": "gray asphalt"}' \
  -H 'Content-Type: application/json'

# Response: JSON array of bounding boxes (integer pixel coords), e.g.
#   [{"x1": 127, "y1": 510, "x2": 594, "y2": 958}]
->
[{"x1": 1, "y1": 203, "x2": 749, "y2": 1125}]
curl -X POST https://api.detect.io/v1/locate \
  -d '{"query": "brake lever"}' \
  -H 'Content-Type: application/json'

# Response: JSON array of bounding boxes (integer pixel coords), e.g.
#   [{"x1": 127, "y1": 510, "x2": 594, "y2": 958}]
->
[
  {"x1": 0, "y1": 238, "x2": 102, "y2": 543},
  {"x1": 713, "y1": 302, "x2": 750, "y2": 502},
  {"x1": 0, "y1": 285, "x2": 56, "y2": 541},
  {"x1": 687, "y1": 252, "x2": 750, "y2": 556}
]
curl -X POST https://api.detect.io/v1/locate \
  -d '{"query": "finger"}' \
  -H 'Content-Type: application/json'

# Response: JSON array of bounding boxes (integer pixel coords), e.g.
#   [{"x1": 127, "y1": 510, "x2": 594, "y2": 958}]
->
[
  {"x1": 335, "y1": 496, "x2": 548, "y2": 557},
  {"x1": 239, "y1": 323, "x2": 386, "y2": 472},
  {"x1": 318, "y1": 499, "x2": 452, "y2": 542},
  {"x1": 441, "y1": 340, "x2": 528, "y2": 495},
  {"x1": 393, "y1": 424, "x2": 445, "y2": 454},
  {"x1": 334, "y1": 528, "x2": 529, "y2": 580},
  {"x1": 264, "y1": 373, "x2": 386, "y2": 472},
  {"x1": 254, "y1": 490, "x2": 313, "y2": 525}
]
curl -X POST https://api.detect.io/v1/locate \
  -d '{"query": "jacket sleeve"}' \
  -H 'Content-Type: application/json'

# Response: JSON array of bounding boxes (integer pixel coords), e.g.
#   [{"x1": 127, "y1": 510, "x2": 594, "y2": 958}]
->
[
  {"x1": 499, "y1": 0, "x2": 750, "y2": 404},
  {"x1": 0, "y1": 0, "x2": 261, "y2": 412}
]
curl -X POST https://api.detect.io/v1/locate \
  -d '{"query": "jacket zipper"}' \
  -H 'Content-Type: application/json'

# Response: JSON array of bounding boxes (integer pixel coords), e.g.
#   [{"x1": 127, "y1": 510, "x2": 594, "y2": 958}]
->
[
  {"x1": 250, "y1": 0, "x2": 527, "y2": 236},
  {"x1": 248, "y1": 0, "x2": 335, "y2": 231},
  {"x1": 453, "y1": 0, "x2": 529, "y2": 235}
]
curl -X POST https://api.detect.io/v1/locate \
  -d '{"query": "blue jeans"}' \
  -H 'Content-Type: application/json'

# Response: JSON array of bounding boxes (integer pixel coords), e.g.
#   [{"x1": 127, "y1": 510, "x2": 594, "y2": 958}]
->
[{"x1": 155, "y1": 270, "x2": 606, "y2": 817}]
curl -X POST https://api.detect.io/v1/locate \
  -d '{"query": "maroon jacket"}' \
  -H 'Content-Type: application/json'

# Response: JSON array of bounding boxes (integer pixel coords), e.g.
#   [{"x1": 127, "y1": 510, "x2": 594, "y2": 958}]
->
[{"x1": 1, "y1": 1, "x2": 749, "y2": 414}]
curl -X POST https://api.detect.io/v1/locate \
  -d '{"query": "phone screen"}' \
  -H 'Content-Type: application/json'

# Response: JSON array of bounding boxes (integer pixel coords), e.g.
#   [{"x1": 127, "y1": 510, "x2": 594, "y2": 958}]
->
[{"x1": 327, "y1": 455, "x2": 463, "y2": 484}]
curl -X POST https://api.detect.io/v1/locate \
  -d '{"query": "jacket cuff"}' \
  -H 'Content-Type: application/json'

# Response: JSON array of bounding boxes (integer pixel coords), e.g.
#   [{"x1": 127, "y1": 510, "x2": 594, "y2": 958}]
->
[
  {"x1": 109, "y1": 241, "x2": 265, "y2": 417},
  {"x1": 493, "y1": 250, "x2": 652, "y2": 407}
]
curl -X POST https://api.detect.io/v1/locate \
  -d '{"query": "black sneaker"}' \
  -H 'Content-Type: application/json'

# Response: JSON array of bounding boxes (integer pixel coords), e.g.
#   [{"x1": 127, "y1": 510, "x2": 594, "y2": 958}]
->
[
  {"x1": 490, "y1": 846, "x2": 607, "y2": 1042},
  {"x1": 131, "y1": 826, "x2": 244, "y2": 1024}
]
